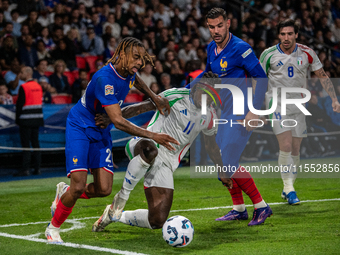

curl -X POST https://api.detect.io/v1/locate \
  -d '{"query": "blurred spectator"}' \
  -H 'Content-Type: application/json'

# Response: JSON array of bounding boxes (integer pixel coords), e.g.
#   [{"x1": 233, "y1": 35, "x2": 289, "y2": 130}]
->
[
  {"x1": 72, "y1": 69, "x2": 88, "y2": 103},
  {"x1": 103, "y1": 13, "x2": 121, "y2": 40},
  {"x1": 139, "y1": 62, "x2": 157, "y2": 88},
  {"x1": 37, "y1": 10, "x2": 51, "y2": 27},
  {"x1": 33, "y1": 59, "x2": 49, "y2": 81},
  {"x1": 4, "y1": 58, "x2": 25, "y2": 95},
  {"x1": 135, "y1": 15, "x2": 151, "y2": 39},
  {"x1": 178, "y1": 40, "x2": 198, "y2": 69},
  {"x1": 103, "y1": 36, "x2": 117, "y2": 61},
  {"x1": 198, "y1": 19, "x2": 211, "y2": 44},
  {"x1": 331, "y1": 18, "x2": 340, "y2": 43},
  {"x1": 37, "y1": 27, "x2": 56, "y2": 51},
  {"x1": 17, "y1": 25, "x2": 31, "y2": 49},
  {"x1": 18, "y1": 34, "x2": 39, "y2": 68},
  {"x1": 51, "y1": 39, "x2": 77, "y2": 70},
  {"x1": 308, "y1": 73, "x2": 324, "y2": 96},
  {"x1": 163, "y1": 50, "x2": 176, "y2": 73},
  {"x1": 143, "y1": 81, "x2": 161, "y2": 101},
  {"x1": 10, "y1": 9, "x2": 22, "y2": 37},
  {"x1": 185, "y1": 15, "x2": 199, "y2": 37},
  {"x1": 197, "y1": 47, "x2": 207, "y2": 63},
  {"x1": 90, "y1": 12, "x2": 103, "y2": 36},
  {"x1": 49, "y1": 60, "x2": 70, "y2": 93},
  {"x1": 160, "y1": 73, "x2": 173, "y2": 91},
  {"x1": 0, "y1": 35, "x2": 18, "y2": 71},
  {"x1": 0, "y1": 10, "x2": 5, "y2": 31},
  {"x1": 158, "y1": 40, "x2": 176, "y2": 61},
  {"x1": 0, "y1": 82, "x2": 13, "y2": 105},
  {"x1": 229, "y1": 17, "x2": 242, "y2": 38},
  {"x1": 16, "y1": 0, "x2": 38, "y2": 16},
  {"x1": 101, "y1": 25, "x2": 113, "y2": 48},
  {"x1": 153, "y1": 4, "x2": 171, "y2": 27},
  {"x1": 82, "y1": 24, "x2": 105, "y2": 56},
  {"x1": 66, "y1": 27, "x2": 83, "y2": 55},
  {"x1": 152, "y1": 59, "x2": 164, "y2": 84},
  {"x1": 263, "y1": 0, "x2": 281, "y2": 20},
  {"x1": 90, "y1": 59, "x2": 104, "y2": 78},
  {"x1": 2, "y1": 0, "x2": 11, "y2": 21},
  {"x1": 36, "y1": 39, "x2": 52, "y2": 62},
  {"x1": 22, "y1": 10, "x2": 43, "y2": 38},
  {"x1": 170, "y1": 59, "x2": 186, "y2": 88},
  {"x1": 38, "y1": 76, "x2": 53, "y2": 104}
]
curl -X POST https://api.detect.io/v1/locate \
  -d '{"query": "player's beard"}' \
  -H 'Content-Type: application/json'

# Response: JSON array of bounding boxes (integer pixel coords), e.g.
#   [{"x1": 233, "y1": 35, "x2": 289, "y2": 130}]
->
[
  {"x1": 213, "y1": 30, "x2": 228, "y2": 45},
  {"x1": 281, "y1": 40, "x2": 294, "y2": 50}
]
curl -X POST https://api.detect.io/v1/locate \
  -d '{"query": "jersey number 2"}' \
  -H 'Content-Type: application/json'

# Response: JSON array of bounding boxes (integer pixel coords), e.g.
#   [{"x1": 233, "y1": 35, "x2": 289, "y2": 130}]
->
[{"x1": 288, "y1": 66, "x2": 294, "y2": 77}]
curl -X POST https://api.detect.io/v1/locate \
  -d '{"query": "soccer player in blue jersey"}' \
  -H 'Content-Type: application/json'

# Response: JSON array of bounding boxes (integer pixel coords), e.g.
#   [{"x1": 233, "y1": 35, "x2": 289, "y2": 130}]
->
[
  {"x1": 45, "y1": 37, "x2": 179, "y2": 243},
  {"x1": 186, "y1": 8, "x2": 272, "y2": 225}
]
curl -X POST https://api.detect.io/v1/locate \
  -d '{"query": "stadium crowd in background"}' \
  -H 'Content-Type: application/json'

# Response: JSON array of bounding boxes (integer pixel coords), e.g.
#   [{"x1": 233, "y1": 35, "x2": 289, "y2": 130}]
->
[{"x1": 0, "y1": 0, "x2": 339, "y2": 157}]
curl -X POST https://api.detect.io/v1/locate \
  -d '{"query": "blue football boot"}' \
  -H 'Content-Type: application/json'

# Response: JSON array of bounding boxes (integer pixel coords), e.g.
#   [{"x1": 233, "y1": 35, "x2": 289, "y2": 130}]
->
[{"x1": 282, "y1": 191, "x2": 300, "y2": 205}]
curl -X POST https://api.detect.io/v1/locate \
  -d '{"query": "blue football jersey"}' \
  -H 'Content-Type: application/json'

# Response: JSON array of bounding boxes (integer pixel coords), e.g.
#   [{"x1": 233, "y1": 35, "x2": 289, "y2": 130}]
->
[
  {"x1": 68, "y1": 63, "x2": 136, "y2": 128},
  {"x1": 187, "y1": 33, "x2": 266, "y2": 120}
]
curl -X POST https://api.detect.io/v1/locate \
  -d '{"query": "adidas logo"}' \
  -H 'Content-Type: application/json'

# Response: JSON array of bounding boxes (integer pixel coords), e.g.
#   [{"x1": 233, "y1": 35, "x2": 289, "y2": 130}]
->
[
  {"x1": 180, "y1": 109, "x2": 187, "y2": 116},
  {"x1": 276, "y1": 61, "x2": 284, "y2": 67}
]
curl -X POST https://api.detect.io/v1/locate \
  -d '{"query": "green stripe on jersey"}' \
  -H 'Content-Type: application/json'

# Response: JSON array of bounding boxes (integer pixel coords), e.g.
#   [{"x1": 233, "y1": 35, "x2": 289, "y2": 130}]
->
[
  {"x1": 164, "y1": 89, "x2": 189, "y2": 97},
  {"x1": 168, "y1": 97, "x2": 183, "y2": 107},
  {"x1": 260, "y1": 46, "x2": 276, "y2": 63},
  {"x1": 125, "y1": 139, "x2": 133, "y2": 160},
  {"x1": 266, "y1": 55, "x2": 273, "y2": 75},
  {"x1": 147, "y1": 111, "x2": 160, "y2": 128}
]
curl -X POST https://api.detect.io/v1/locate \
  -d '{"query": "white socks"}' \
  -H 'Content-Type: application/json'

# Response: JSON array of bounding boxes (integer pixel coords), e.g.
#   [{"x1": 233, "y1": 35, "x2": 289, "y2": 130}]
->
[
  {"x1": 254, "y1": 200, "x2": 267, "y2": 209},
  {"x1": 279, "y1": 150, "x2": 297, "y2": 194},
  {"x1": 119, "y1": 209, "x2": 152, "y2": 229},
  {"x1": 233, "y1": 204, "x2": 246, "y2": 212},
  {"x1": 119, "y1": 154, "x2": 150, "y2": 201}
]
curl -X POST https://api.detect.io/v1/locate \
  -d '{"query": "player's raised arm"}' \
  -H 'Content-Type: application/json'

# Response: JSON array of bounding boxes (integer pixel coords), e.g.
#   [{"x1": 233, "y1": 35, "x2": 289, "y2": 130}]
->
[
  {"x1": 134, "y1": 74, "x2": 170, "y2": 116},
  {"x1": 104, "y1": 104, "x2": 179, "y2": 151},
  {"x1": 313, "y1": 68, "x2": 340, "y2": 112}
]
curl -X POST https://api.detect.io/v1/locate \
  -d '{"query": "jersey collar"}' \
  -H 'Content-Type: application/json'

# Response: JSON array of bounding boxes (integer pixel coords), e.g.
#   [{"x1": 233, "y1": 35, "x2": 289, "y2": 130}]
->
[
  {"x1": 214, "y1": 32, "x2": 232, "y2": 56},
  {"x1": 277, "y1": 43, "x2": 298, "y2": 54},
  {"x1": 109, "y1": 63, "x2": 126, "y2": 80}
]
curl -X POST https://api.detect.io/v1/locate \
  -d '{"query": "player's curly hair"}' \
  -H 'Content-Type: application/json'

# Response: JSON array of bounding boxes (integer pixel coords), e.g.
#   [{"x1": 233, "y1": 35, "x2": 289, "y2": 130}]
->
[{"x1": 105, "y1": 37, "x2": 154, "y2": 69}]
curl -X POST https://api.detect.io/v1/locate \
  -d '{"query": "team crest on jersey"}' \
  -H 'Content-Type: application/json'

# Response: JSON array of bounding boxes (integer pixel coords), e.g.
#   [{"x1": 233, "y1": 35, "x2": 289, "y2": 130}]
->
[
  {"x1": 200, "y1": 115, "x2": 207, "y2": 125},
  {"x1": 105, "y1": 85, "x2": 114, "y2": 95},
  {"x1": 242, "y1": 48, "x2": 252, "y2": 58},
  {"x1": 220, "y1": 58, "x2": 228, "y2": 72},
  {"x1": 297, "y1": 56, "x2": 303, "y2": 65}
]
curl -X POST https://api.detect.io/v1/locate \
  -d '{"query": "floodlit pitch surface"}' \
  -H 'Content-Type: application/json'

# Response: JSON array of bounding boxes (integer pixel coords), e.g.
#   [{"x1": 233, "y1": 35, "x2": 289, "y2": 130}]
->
[{"x1": 1, "y1": 157, "x2": 340, "y2": 255}]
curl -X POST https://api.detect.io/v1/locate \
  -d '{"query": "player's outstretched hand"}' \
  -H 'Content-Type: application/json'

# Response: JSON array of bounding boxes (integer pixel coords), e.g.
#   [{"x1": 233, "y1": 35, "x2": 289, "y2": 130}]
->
[
  {"x1": 332, "y1": 100, "x2": 340, "y2": 113},
  {"x1": 153, "y1": 96, "x2": 170, "y2": 116},
  {"x1": 152, "y1": 133, "x2": 180, "y2": 151},
  {"x1": 95, "y1": 113, "x2": 111, "y2": 129},
  {"x1": 244, "y1": 111, "x2": 259, "y2": 131}
]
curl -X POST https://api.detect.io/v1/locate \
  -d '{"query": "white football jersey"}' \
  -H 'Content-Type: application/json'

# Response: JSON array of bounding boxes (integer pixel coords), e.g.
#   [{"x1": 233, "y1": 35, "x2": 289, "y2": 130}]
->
[
  {"x1": 260, "y1": 43, "x2": 323, "y2": 114},
  {"x1": 147, "y1": 88, "x2": 218, "y2": 171}
]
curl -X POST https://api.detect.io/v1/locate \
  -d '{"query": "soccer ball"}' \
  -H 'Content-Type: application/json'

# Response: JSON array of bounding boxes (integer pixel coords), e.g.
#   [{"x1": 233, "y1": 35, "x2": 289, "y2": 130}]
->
[{"x1": 162, "y1": 215, "x2": 194, "y2": 248}]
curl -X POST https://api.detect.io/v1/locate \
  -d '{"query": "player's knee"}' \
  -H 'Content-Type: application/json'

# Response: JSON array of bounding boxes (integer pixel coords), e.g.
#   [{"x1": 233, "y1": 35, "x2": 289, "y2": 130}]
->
[
  {"x1": 96, "y1": 185, "x2": 112, "y2": 197},
  {"x1": 149, "y1": 214, "x2": 167, "y2": 229},
  {"x1": 71, "y1": 185, "x2": 86, "y2": 199},
  {"x1": 140, "y1": 141, "x2": 158, "y2": 164}
]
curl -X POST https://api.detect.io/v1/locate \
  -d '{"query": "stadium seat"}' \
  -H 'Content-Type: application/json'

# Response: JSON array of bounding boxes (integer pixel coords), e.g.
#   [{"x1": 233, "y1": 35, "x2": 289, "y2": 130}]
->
[
  {"x1": 51, "y1": 94, "x2": 72, "y2": 104},
  {"x1": 44, "y1": 71, "x2": 53, "y2": 77},
  {"x1": 76, "y1": 56, "x2": 86, "y2": 69},
  {"x1": 124, "y1": 93, "x2": 144, "y2": 103},
  {"x1": 63, "y1": 71, "x2": 76, "y2": 86},
  {"x1": 85, "y1": 56, "x2": 98, "y2": 73},
  {"x1": 12, "y1": 95, "x2": 18, "y2": 104}
]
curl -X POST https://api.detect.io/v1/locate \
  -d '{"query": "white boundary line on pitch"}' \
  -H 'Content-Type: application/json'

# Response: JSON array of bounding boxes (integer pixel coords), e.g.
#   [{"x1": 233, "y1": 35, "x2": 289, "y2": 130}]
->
[
  {"x1": 0, "y1": 197, "x2": 339, "y2": 255},
  {"x1": 1, "y1": 198, "x2": 340, "y2": 228}
]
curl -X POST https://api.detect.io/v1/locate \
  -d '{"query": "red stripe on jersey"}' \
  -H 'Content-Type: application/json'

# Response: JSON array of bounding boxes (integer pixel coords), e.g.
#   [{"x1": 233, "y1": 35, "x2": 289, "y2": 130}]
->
[
  {"x1": 207, "y1": 111, "x2": 214, "y2": 130},
  {"x1": 178, "y1": 143, "x2": 190, "y2": 163},
  {"x1": 302, "y1": 51, "x2": 313, "y2": 64}
]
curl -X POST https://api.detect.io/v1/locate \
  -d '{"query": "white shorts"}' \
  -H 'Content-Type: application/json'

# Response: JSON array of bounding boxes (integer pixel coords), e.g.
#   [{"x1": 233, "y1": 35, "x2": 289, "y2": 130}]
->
[
  {"x1": 269, "y1": 110, "x2": 307, "y2": 137},
  {"x1": 125, "y1": 137, "x2": 174, "y2": 190}
]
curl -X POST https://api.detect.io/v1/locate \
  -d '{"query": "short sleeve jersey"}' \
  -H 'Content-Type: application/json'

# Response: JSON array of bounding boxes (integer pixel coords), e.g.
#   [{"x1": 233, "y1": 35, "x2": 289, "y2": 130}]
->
[
  {"x1": 146, "y1": 88, "x2": 218, "y2": 171},
  {"x1": 260, "y1": 43, "x2": 323, "y2": 114},
  {"x1": 200, "y1": 33, "x2": 260, "y2": 120},
  {"x1": 68, "y1": 63, "x2": 136, "y2": 128}
]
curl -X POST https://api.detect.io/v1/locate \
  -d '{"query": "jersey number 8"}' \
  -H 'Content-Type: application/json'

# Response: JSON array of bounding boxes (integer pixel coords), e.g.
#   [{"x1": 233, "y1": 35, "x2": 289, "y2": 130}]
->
[{"x1": 288, "y1": 66, "x2": 294, "y2": 77}]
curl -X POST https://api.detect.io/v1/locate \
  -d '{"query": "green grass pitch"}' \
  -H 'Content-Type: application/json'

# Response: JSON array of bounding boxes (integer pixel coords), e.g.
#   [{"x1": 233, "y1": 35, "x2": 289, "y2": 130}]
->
[{"x1": 0, "y1": 157, "x2": 339, "y2": 255}]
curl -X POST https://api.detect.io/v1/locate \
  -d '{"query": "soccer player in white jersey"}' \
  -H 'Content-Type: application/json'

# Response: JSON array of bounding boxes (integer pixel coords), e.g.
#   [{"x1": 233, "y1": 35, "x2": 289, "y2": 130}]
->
[
  {"x1": 91, "y1": 72, "x2": 238, "y2": 231},
  {"x1": 260, "y1": 19, "x2": 340, "y2": 205}
]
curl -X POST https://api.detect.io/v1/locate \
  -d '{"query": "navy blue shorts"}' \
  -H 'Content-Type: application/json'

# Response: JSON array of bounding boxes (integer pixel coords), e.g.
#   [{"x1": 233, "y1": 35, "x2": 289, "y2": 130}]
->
[{"x1": 65, "y1": 120, "x2": 114, "y2": 177}]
